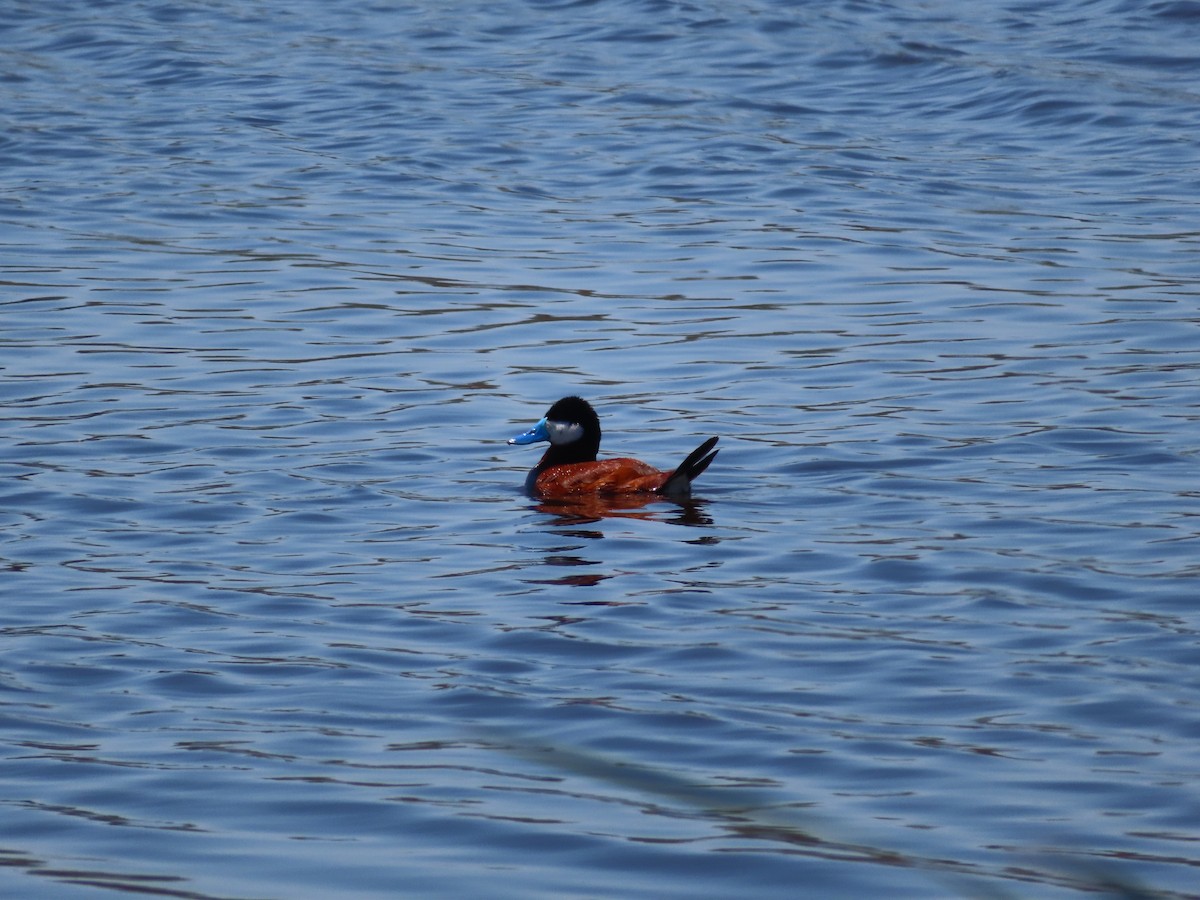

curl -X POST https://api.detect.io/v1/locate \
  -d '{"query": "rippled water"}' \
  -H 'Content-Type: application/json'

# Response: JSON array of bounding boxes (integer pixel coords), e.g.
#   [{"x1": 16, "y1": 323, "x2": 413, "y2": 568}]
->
[{"x1": 3, "y1": 1, "x2": 1200, "y2": 897}]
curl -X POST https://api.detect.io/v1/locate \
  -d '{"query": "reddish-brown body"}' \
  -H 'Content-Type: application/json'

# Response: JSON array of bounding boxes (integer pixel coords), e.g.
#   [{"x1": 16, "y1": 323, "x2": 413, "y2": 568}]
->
[{"x1": 530, "y1": 457, "x2": 671, "y2": 498}]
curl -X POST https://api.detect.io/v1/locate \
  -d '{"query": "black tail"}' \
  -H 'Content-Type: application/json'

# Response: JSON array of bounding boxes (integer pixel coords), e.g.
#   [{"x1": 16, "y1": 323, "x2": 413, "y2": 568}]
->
[{"x1": 659, "y1": 436, "x2": 719, "y2": 498}]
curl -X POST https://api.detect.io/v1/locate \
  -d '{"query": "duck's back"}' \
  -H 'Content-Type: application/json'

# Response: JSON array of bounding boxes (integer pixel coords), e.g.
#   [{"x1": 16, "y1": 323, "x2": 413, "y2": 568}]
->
[{"x1": 530, "y1": 458, "x2": 666, "y2": 498}]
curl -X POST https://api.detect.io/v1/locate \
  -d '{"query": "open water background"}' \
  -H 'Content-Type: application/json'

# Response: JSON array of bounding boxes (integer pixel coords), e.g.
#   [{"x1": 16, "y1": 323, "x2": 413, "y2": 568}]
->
[{"x1": 3, "y1": 0, "x2": 1200, "y2": 897}]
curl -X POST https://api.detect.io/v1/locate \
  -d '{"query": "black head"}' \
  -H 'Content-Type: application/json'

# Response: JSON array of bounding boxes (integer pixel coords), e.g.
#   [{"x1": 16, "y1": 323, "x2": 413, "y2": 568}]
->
[
  {"x1": 508, "y1": 395, "x2": 602, "y2": 465},
  {"x1": 541, "y1": 395, "x2": 601, "y2": 463}
]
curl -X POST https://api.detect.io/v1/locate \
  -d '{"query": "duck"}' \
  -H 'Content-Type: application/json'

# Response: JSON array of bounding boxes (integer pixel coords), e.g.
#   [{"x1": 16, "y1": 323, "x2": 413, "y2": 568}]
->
[{"x1": 507, "y1": 396, "x2": 718, "y2": 499}]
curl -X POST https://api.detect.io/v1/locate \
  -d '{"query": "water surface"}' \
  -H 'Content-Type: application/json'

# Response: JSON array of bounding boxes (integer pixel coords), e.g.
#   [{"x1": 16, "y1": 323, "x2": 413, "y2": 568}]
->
[{"x1": 2, "y1": 1, "x2": 1199, "y2": 897}]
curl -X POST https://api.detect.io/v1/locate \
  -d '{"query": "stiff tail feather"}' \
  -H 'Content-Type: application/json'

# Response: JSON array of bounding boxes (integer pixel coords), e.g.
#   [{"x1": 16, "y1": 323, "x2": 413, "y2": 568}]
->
[{"x1": 659, "y1": 436, "x2": 719, "y2": 498}]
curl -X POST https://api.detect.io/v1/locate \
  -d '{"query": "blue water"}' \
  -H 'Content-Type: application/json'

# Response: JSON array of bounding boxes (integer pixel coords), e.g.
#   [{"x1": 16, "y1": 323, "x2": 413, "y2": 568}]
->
[{"x1": 3, "y1": 1, "x2": 1200, "y2": 897}]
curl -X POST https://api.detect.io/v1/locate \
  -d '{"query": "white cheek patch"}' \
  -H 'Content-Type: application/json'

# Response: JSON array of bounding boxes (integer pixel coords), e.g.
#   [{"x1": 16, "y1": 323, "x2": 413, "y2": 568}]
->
[{"x1": 545, "y1": 420, "x2": 584, "y2": 446}]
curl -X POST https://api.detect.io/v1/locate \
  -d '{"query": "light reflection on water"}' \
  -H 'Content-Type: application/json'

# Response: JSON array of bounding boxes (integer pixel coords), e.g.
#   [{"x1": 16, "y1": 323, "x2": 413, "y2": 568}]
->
[{"x1": 3, "y1": 0, "x2": 1200, "y2": 897}]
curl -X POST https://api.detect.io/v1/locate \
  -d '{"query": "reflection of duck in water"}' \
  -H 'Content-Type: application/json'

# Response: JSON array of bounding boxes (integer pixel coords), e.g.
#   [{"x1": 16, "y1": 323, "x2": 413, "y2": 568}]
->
[{"x1": 508, "y1": 396, "x2": 718, "y2": 500}]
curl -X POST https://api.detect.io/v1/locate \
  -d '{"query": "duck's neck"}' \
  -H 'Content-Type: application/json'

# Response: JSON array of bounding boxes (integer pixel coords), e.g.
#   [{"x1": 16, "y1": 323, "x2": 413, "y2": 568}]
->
[
  {"x1": 537, "y1": 437, "x2": 600, "y2": 469},
  {"x1": 525, "y1": 435, "x2": 602, "y2": 495}
]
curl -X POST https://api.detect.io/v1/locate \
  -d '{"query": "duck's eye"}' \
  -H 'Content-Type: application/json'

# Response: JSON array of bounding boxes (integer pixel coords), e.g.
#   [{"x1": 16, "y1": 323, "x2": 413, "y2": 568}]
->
[{"x1": 545, "y1": 420, "x2": 584, "y2": 445}]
